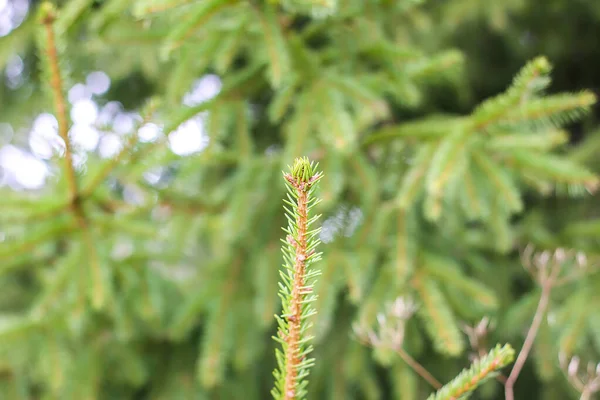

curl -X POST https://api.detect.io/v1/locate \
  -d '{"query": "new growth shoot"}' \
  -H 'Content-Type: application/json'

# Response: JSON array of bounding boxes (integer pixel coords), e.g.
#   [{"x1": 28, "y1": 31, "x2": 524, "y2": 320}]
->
[{"x1": 272, "y1": 157, "x2": 323, "y2": 400}]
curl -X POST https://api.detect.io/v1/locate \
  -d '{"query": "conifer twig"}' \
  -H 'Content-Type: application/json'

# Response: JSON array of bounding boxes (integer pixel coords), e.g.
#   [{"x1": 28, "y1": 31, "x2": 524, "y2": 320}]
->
[
  {"x1": 272, "y1": 157, "x2": 323, "y2": 400},
  {"x1": 39, "y1": 3, "x2": 78, "y2": 201},
  {"x1": 463, "y1": 318, "x2": 508, "y2": 384},
  {"x1": 428, "y1": 344, "x2": 515, "y2": 400},
  {"x1": 39, "y1": 2, "x2": 105, "y2": 312}
]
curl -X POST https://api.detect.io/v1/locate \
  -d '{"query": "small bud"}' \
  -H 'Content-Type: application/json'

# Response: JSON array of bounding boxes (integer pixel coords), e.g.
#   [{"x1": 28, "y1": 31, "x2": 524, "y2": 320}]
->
[
  {"x1": 554, "y1": 248, "x2": 566, "y2": 263},
  {"x1": 568, "y1": 356, "x2": 580, "y2": 377},
  {"x1": 291, "y1": 157, "x2": 314, "y2": 183},
  {"x1": 475, "y1": 317, "x2": 490, "y2": 337},
  {"x1": 576, "y1": 252, "x2": 587, "y2": 268},
  {"x1": 533, "y1": 57, "x2": 551, "y2": 75},
  {"x1": 537, "y1": 251, "x2": 551, "y2": 268},
  {"x1": 38, "y1": 1, "x2": 57, "y2": 24}
]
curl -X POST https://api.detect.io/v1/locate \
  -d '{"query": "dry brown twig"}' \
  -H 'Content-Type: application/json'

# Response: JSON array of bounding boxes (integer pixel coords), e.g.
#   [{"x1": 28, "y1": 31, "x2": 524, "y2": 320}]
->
[
  {"x1": 353, "y1": 297, "x2": 442, "y2": 390},
  {"x1": 559, "y1": 353, "x2": 600, "y2": 400},
  {"x1": 504, "y1": 246, "x2": 566, "y2": 400}
]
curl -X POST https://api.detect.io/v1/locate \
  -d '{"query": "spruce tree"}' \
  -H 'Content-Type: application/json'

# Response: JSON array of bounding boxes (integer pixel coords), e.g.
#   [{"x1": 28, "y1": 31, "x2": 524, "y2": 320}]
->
[{"x1": 0, "y1": 0, "x2": 599, "y2": 399}]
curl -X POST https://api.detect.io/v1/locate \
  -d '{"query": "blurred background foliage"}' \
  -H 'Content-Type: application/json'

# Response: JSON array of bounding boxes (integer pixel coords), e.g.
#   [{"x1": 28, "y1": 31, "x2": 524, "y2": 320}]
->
[{"x1": 1, "y1": 0, "x2": 600, "y2": 399}]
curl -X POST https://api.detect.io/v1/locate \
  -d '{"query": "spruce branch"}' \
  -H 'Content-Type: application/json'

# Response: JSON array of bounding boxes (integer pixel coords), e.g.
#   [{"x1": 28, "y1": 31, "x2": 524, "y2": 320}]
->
[
  {"x1": 473, "y1": 57, "x2": 551, "y2": 131},
  {"x1": 38, "y1": 2, "x2": 78, "y2": 202},
  {"x1": 38, "y1": 2, "x2": 106, "y2": 312},
  {"x1": 272, "y1": 157, "x2": 323, "y2": 400},
  {"x1": 427, "y1": 344, "x2": 515, "y2": 400},
  {"x1": 413, "y1": 273, "x2": 465, "y2": 356},
  {"x1": 463, "y1": 318, "x2": 507, "y2": 384}
]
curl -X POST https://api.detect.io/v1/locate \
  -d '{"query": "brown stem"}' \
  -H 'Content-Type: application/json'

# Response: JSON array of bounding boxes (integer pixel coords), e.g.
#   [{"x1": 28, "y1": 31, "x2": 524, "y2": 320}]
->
[
  {"x1": 396, "y1": 346, "x2": 442, "y2": 389},
  {"x1": 355, "y1": 336, "x2": 441, "y2": 390},
  {"x1": 505, "y1": 265, "x2": 560, "y2": 400},
  {"x1": 284, "y1": 183, "x2": 308, "y2": 400},
  {"x1": 580, "y1": 388, "x2": 592, "y2": 400},
  {"x1": 41, "y1": 13, "x2": 78, "y2": 201}
]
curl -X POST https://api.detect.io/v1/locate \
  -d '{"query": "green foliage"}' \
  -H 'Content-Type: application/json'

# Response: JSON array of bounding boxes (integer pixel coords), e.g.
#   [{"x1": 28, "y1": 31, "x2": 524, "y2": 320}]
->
[
  {"x1": 427, "y1": 344, "x2": 515, "y2": 400},
  {"x1": 272, "y1": 158, "x2": 322, "y2": 399},
  {"x1": 0, "y1": 0, "x2": 599, "y2": 399}
]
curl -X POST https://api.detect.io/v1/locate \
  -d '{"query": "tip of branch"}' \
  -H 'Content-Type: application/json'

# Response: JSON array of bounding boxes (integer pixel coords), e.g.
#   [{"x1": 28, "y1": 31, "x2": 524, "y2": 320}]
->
[
  {"x1": 290, "y1": 156, "x2": 316, "y2": 183},
  {"x1": 38, "y1": 2, "x2": 57, "y2": 24},
  {"x1": 531, "y1": 56, "x2": 551, "y2": 75}
]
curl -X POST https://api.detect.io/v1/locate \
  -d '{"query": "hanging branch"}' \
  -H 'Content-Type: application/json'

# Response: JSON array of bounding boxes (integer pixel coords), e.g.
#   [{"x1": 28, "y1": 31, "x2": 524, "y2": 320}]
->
[{"x1": 272, "y1": 157, "x2": 323, "y2": 400}]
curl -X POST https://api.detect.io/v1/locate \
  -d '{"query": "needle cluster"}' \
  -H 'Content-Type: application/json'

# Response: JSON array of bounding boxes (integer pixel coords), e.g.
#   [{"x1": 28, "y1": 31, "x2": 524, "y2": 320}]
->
[{"x1": 272, "y1": 157, "x2": 323, "y2": 400}]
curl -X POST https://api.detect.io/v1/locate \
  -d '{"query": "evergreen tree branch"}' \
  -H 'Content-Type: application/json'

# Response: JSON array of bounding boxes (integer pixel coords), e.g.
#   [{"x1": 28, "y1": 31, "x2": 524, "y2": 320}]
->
[
  {"x1": 463, "y1": 318, "x2": 508, "y2": 384},
  {"x1": 427, "y1": 344, "x2": 515, "y2": 400},
  {"x1": 38, "y1": 3, "x2": 78, "y2": 202},
  {"x1": 273, "y1": 157, "x2": 323, "y2": 400},
  {"x1": 472, "y1": 57, "x2": 551, "y2": 131},
  {"x1": 413, "y1": 273, "x2": 465, "y2": 356},
  {"x1": 39, "y1": 2, "x2": 105, "y2": 315}
]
